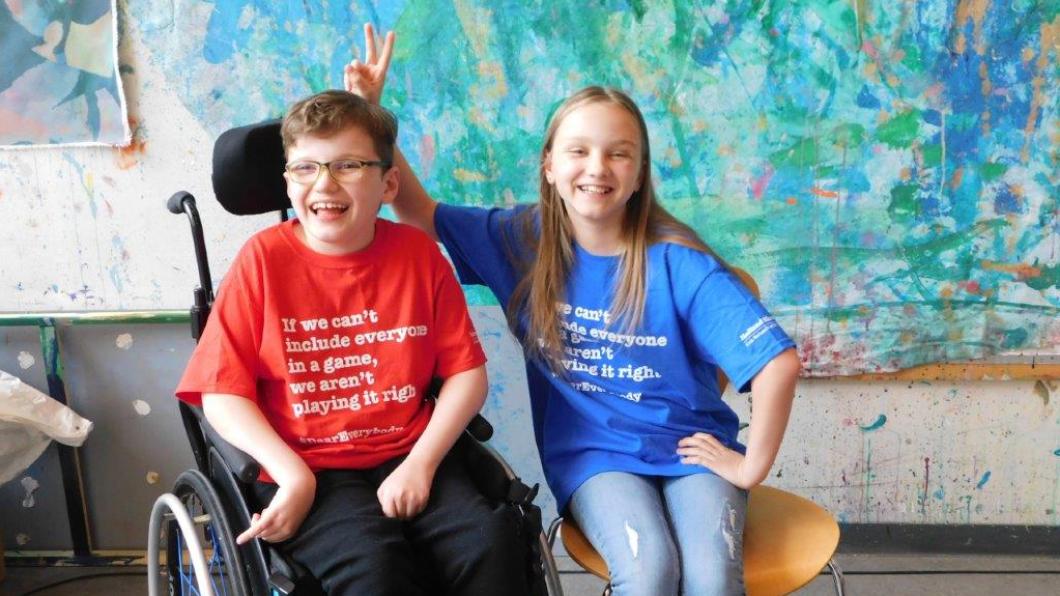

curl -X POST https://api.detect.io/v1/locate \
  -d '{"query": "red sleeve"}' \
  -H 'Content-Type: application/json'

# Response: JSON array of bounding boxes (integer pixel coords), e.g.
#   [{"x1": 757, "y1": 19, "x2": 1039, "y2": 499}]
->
[
  {"x1": 174, "y1": 242, "x2": 264, "y2": 406},
  {"x1": 429, "y1": 246, "x2": 487, "y2": 378}
]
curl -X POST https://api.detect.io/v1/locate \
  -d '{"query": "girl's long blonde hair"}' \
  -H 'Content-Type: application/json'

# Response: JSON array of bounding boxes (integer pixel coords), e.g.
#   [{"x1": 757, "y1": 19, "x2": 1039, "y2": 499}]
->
[{"x1": 507, "y1": 86, "x2": 726, "y2": 371}]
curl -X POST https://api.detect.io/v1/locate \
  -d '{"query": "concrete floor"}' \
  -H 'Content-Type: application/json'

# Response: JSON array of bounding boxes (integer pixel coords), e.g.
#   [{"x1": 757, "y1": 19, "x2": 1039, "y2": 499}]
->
[{"x1": 2, "y1": 553, "x2": 1058, "y2": 595}]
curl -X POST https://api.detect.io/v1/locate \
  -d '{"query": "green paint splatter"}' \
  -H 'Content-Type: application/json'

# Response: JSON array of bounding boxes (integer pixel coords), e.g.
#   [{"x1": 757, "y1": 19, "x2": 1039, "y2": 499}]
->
[
  {"x1": 628, "y1": 0, "x2": 647, "y2": 20},
  {"x1": 1024, "y1": 261, "x2": 1058, "y2": 291},
  {"x1": 859, "y1": 414, "x2": 887, "y2": 431},
  {"x1": 900, "y1": 45, "x2": 923, "y2": 70},
  {"x1": 888, "y1": 184, "x2": 919, "y2": 220},
  {"x1": 463, "y1": 285, "x2": 500, "y2": 307},
  {"x1": 976, "y1": 471, "x2": 991, "y2": 489},
  {"x1": 922, "y1": 144, "x2": 943, "y2": 167},
  {"x1": 875, "y1": 110, "x2": 921, "y2": 147},
  {"x1": 303, "y1": 63, "x2": 328, "y2": 93},
  {"x1": 998, "y1": 327, "x2": 1029, "y2": 350},
  {"x1": 769, "y1": 137, "x2": 818, "y2": 168},
  {"x1": 980, "y1": 162, "x2": 1008, "y2": 182}
]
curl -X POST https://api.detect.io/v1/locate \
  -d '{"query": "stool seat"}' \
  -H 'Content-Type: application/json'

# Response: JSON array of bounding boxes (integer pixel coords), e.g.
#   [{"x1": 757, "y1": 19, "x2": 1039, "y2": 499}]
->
[{"x1": 560, "y1": 484, "x2": 840, "y2": 596}]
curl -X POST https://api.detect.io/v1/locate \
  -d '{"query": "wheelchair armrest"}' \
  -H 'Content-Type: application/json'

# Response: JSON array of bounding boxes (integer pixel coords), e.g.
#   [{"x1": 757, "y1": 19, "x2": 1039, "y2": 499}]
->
[
  {"x1": 466, "y1": 413, "x2": 494, "y2": 442},
  {"x1": 190, "y1": 406, "x2": 261, "y2": 484}
]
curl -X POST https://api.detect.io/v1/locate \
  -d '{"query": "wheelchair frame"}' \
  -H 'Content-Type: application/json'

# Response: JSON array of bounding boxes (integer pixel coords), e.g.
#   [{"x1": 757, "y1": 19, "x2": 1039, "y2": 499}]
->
[{"x1": 147, "y1": 189, "x2": 563, "y2": 596}]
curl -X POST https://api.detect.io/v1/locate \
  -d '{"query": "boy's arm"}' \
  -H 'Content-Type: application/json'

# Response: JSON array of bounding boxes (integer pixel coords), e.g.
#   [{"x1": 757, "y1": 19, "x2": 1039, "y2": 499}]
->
[
  {"x1": 345, "y1": 23, "x2": 438, "y2": 240},
  {"x1": 677, "y1": 348, "x2": 799, "y2": 489},
  {"x1": 376, "y1": 365, "x2": 487, "y2": 518},
  {"x1": 202, "y1": 393, "x2": 316, "y2": 543}
]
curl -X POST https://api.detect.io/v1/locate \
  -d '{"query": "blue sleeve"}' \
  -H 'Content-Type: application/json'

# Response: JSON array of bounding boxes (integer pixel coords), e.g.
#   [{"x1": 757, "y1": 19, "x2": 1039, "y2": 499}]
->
[
  {"x1": 672, "y1": 248, "x2": 796, "y2": 393},
  {"x1": 434, "y1": 203, "x2": 528, "y2": 303}
]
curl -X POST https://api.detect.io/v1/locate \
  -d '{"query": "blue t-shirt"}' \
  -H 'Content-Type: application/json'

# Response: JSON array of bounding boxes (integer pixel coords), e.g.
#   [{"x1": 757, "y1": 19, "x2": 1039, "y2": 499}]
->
[{"x1": 435, "y1": 203, "x2": 796, "y2": 509}]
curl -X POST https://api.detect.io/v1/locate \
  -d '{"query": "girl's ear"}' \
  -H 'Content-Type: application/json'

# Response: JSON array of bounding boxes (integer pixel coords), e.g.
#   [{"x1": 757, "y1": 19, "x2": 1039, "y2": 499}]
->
[{"x1": 543, "y1": 153, "x2": 555, "y2": 184}]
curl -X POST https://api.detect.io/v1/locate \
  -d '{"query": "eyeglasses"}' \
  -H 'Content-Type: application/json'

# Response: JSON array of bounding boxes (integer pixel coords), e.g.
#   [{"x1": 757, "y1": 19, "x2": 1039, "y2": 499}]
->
[{"x1": 284, "y1": 159, "x2": 390, "y2": 184}]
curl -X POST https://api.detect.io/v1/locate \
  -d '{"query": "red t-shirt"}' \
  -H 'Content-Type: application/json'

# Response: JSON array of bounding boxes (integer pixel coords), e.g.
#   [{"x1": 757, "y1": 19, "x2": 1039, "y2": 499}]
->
[{"x1": 176, "y1": 219, "x2": 486, "y2": 479}]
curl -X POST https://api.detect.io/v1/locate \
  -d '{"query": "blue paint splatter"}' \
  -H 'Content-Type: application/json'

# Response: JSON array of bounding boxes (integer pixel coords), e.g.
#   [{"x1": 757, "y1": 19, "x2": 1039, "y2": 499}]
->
[
  {"x1": 976, "y1": 471, "x2": 990, "y2": 489},
  {"x1": 993, "y1": 185, "x2": 1024, "y2": 215},
  {"x1": 859, "y1": 414, "x2": 887, "y2": 432},
  {"x1": 856, "y1": 85, "x2": 880, "y2": 109},
  {"x1": 1053, "y1": 448, "x2": 1060, "y2": 457},
  {"x1": 62, "y1": 153, "x2": 97, "y2": 218},
  {"x1": 109, "y1": 265, "x2": 124, "y2": 293},
  {"x1": 933, "y1": 488, "x2": 945, "y2": 500}
]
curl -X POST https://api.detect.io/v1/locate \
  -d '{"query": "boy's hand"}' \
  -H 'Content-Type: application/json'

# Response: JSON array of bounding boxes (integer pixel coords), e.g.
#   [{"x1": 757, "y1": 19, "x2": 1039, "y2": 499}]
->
[
  {"x1": 344, "y1": 23, "x2": 394, "y2": 105},
  {"x1": 236, "y1": 472, "x2": 316, "y2": 544},
  {"x1": 377, "y1": 456, "x2": 435, "y2": 519},
  {"x1": 677, "y1": 432, "x2": 758, "y2": 490}
]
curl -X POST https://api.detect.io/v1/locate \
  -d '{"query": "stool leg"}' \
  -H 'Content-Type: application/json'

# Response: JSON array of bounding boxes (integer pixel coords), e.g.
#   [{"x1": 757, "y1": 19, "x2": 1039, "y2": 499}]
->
[
  {"x1": 827, "y1": 558, "x2": 845, "y2": 596},
  {"x1": 546, "y1": 517, "x2": 563, "y2": 548}
]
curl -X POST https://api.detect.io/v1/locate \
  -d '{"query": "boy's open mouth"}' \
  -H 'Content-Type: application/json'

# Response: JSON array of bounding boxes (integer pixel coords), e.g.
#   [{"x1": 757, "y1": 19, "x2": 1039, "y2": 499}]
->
[{"x1": 309, "y1": 202, "x2": 350, "y2": 215}]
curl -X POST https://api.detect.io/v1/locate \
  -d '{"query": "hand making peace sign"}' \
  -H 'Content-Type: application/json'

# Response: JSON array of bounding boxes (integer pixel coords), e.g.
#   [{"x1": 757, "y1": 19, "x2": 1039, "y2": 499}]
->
[{"x1": 344, "y1": 23, "x2": 395, "y2": 105}]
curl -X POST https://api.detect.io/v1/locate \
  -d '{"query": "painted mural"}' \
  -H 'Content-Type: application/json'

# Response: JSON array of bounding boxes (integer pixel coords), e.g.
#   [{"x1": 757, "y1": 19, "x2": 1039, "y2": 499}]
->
[
  {"x1": 0, "y1": 0, "x2": 1046, "y2": 377},
  {"x1": 0, "y1": 0, "x2": 129, "y2": 146},
  {"x1": 131, "y1": 0, "x2": 1058, "y2": 376}
]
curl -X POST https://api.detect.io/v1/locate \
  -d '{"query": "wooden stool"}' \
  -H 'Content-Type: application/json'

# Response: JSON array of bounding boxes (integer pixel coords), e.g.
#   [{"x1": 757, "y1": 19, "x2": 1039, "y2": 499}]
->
[{"x1": 557, "y1": 484, "x2": 843, "y2": 595}]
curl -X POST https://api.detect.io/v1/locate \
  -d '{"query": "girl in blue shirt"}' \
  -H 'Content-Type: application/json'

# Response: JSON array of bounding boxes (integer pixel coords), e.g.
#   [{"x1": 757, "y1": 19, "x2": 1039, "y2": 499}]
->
[{"x1": 346, "y1": 25, "x2": 801, "y2": 596}]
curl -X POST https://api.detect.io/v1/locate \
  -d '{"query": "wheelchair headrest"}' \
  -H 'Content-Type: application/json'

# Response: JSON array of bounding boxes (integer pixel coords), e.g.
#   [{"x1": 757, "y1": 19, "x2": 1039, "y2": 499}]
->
[{"x1": 212, "y1": 119, "x2": 291, "y2": 215}]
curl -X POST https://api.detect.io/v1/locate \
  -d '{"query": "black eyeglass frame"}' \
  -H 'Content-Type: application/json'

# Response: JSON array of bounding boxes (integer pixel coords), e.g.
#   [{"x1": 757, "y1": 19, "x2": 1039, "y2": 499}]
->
[{"x1": 283, "y1": 159, "x2": 391, "y2": 182}]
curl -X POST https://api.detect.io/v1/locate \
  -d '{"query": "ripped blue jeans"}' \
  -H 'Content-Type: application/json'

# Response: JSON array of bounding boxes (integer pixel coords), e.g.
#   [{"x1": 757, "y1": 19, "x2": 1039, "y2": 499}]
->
[{"x1": 568, "y1": 471, "x2": 747, "y2": 596}]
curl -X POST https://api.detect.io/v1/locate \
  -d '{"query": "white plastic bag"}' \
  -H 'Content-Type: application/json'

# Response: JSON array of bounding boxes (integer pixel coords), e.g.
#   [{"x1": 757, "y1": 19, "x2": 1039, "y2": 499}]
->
[{"x1": 0, "y1": 369, "x2": 93, "y2": 485}]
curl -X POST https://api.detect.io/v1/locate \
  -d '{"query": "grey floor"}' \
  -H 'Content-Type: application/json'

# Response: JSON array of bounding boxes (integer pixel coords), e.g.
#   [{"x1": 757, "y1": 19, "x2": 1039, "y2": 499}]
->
[{"x1": 2, "y1": 552, "x2": 1058, "y2": 595}]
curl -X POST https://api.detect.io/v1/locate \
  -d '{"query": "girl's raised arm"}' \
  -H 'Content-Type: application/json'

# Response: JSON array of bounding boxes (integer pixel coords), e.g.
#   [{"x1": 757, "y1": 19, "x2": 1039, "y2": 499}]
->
[{"x1": 345, "y1": 23, "x2": 438, "y2": 240}]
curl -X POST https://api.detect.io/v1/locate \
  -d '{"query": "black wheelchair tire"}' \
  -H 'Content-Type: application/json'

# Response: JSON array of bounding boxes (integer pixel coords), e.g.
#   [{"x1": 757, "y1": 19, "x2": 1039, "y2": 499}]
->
[
  {"x1": 167, "y1": 469, "x2": 252, "y2": 596},
  {"x1": 207, "y1": 447, "x2": 273, "y2": 595}
]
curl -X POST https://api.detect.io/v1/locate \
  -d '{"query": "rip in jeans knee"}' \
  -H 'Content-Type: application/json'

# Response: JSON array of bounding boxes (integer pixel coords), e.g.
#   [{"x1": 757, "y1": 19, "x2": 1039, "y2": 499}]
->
[
  {"x1": 623, "y1": 520, "x2": 639, "y2": 559},
  {"x1": 721, "y1": 501, "x2": 739, "y2": 560}
]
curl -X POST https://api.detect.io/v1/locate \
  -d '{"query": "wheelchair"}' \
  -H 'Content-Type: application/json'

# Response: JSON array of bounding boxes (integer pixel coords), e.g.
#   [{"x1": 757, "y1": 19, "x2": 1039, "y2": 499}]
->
[{"x1": 146, "y1": 119, "x2": 563, "y2": 596}]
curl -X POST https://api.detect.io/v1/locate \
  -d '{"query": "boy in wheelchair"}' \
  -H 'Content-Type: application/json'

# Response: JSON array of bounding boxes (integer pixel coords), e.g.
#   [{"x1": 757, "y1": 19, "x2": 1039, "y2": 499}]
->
[{"x1": 175, "y1": 90, "x2": 529, "y2": 595}]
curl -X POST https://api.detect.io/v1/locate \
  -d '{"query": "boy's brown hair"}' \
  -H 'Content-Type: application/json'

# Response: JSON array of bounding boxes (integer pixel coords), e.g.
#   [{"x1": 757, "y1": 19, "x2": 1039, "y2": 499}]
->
[{"x1": 281, "y1": 90, "x2": 398, "y2": 165}]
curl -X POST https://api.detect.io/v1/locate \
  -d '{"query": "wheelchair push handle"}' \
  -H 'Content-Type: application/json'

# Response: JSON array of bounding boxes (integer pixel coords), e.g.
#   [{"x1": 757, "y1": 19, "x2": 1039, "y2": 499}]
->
[
  {"x1": 166, "y1": 190, "x2": 193, "y2": 214},
  {"x1": 167, "y1": 191, "x2": 215, "y2": 306},
  {"x1": 168, "y1": 192, "x2": 215, "y2": 340}
]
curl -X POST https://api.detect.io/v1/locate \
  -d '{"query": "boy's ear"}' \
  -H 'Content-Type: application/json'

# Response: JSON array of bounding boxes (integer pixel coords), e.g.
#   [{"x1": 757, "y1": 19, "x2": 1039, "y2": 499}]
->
[{"x1": 380, "y1": 165, "x2": 399, "y2": 204}]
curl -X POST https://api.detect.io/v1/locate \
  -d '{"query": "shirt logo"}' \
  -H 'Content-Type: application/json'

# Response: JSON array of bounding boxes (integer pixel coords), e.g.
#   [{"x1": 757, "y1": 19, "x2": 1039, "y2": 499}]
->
[{"x1": 739, "y1": 316, "x2": 779, "y2": 347}]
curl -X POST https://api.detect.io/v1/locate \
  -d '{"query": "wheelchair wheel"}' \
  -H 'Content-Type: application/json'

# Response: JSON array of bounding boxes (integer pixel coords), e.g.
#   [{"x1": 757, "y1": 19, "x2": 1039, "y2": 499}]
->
[{"x1": 165, "y1": 469, "x2": 251, "y2": 596}]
